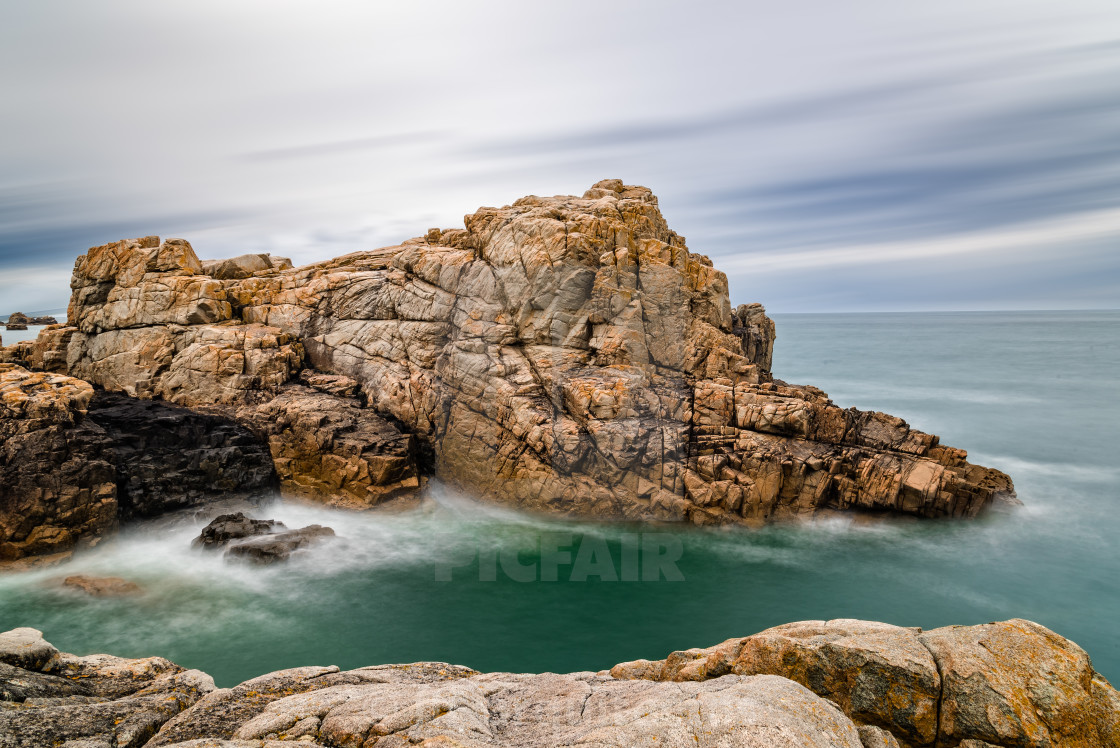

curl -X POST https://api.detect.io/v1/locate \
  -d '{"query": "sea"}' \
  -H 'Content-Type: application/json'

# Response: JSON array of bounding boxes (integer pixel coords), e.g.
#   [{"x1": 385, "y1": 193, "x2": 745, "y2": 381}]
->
[{"x1": 1, "y1": 310, "x2": 1117, "y2": 688}]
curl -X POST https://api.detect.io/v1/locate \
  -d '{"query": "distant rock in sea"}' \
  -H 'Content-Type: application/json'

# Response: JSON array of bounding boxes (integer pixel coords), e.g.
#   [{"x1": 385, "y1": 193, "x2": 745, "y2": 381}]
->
[
  {"x1": 1, "y1": 619, "x2": 1115, "y2": 747},
  {"x1": 1, "y1": 180, "x2": 1015, "y2": 562},
  {"x1": 5, "y1": 311, "x2": 59, "y2": 327}
]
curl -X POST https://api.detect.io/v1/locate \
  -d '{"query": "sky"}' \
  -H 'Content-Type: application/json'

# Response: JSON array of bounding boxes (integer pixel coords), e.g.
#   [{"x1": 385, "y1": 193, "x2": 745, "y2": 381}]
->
[{"x1": 1, "y1": 0, "x2": 1118, "y2": 313}]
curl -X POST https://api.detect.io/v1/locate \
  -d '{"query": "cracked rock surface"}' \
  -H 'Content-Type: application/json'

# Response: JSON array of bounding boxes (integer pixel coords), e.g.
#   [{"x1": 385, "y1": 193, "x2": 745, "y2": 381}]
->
[{"x1": 24, "y1": 180, "x2": 1012, "y2": 536}]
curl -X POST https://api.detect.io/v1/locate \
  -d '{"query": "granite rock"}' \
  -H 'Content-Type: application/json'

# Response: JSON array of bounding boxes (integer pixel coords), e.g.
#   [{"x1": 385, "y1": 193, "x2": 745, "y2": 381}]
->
[
  {"x1": 610, "y1": 618, "x2": 1120, "y2": 748},
  {"x1": 32, "y1": 181, "x2": 1013, "y2": 525}
]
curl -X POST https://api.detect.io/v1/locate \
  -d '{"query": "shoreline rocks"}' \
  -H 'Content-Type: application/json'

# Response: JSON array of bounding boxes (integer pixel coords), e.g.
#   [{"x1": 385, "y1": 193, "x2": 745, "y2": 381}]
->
[{"x1": 1, "y1": 619, "x2": 1114, "y2": 747}]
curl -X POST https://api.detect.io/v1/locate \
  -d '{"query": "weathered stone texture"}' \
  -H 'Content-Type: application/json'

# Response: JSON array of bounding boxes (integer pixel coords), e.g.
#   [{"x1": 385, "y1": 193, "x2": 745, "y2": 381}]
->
[{"x1": 610, "y1": 618, "x2": 1120, "y2": 748}]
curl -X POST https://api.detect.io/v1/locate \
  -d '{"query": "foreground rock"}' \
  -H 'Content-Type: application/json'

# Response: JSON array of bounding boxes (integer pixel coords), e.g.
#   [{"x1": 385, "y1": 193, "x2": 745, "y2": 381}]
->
[
  {"x1": 193, "y1": 513, "x2": 336, "y2": 564},
  {"x1": 28, "y1": 180, "x2": 1012, "y2": 533},
  {"x1": 2, "y1": 620, "x2": 1114, "y2": 747},
  {"x1": 611, "y1": 618, "x2": 1120, "y2": 748},
  {"x1": 0, "y1": 364, "x2": 276, "y2": 563},
  {"x1": 0, "y1": 629, "x2": 214, "y2": 748}
]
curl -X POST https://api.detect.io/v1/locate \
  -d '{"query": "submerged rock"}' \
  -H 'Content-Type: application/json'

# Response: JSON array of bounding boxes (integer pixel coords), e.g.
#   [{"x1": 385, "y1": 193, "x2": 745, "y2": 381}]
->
[
  {"x1": 61, "y1": 574, "x2": 143, "y2": 598},
  {"x1": 1, "y1": 619, "x2": 1113, "y2": 747},
  {"x1": 24, "y1": 180, "x2": 1011, "y2": 536}
]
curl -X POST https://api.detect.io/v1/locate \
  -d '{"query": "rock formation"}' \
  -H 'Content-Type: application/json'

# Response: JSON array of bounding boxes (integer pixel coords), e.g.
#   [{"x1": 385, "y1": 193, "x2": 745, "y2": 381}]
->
[
  {"x1": 2, "y1": 620, "x2": 1115, "y2": 747},
  {"x1": 20, "y1": 180, "x2": 1011, "y2": 537}
]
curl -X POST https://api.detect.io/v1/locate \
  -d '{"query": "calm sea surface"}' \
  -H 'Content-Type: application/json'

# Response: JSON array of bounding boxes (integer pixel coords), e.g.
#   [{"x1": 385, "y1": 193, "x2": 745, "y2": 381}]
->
[{"x1": 1, "y1": 310, "x2": 1117, "y2": 687}]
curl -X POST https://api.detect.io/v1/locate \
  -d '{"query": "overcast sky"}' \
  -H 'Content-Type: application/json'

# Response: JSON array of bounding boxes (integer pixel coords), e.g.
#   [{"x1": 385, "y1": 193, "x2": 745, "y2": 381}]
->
[{"x1": 2, "y1": 1, "x2": 1118, "y2": 313}]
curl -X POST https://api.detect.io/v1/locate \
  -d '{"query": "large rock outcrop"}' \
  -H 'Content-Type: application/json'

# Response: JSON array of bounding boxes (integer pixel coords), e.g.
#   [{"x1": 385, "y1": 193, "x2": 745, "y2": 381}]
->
[
  {"x1": 30, "y1": 180, "x2": 1012, "y2": 526},
  {"x1": 2, "y1": 620, "x2": 1115, "y2": 747}
]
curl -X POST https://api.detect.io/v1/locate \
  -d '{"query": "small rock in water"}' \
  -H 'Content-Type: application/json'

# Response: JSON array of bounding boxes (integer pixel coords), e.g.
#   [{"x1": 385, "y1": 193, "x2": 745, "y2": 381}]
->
[
  {"x1": 225, "y1": 524, "x2": 335, "y2": 564},
  {"x1": 61, "y1": 575, "x2": 143, "y2": 598},
  {"x1": 192, "y1": 512, "x2": 334, "y2": 564},
  {"x1": 192, "y1": 512, "x2": 285, "y2": 548}
]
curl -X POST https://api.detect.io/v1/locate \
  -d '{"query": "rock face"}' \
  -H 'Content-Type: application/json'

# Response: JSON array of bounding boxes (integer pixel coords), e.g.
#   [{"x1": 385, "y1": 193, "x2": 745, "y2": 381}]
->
[
  {"x1": 86, "y1": 391, "x2": 276, "y2": 519},
  {"x1": 0, "y1": 364, "x2": 277, "y2": 563},
  {"x1": 32, "y1": 180, "x2": 1012, "y2": 527},
  {"x1": 2, "y1": 620, "x2": 1115, "y2": 747}
]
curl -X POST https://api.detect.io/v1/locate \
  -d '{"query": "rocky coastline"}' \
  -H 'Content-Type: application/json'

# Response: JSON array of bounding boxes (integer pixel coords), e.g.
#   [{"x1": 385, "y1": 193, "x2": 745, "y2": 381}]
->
[
  {"x1": 1, "y1": 619, "x2": 1116, "y2": 747},
  {"x1": 0, "y1": 181, "x2": 1015, "y2": 564}
]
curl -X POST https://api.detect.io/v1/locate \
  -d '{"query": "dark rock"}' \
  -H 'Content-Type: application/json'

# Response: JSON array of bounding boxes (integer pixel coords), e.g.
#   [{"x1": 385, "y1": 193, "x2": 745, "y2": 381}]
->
[
  {"x1": 192, "y1": 512, "x2": 285, "y2": 548},
  {"x1": 3, "y1": 322, "x2": 27, "y2": 330},
  {"x1": 224, "y1": 524, "x2": 335, "y2": 563},
  {"x1": 86, "y1": 390, "x2": 277, "y2": 519}
]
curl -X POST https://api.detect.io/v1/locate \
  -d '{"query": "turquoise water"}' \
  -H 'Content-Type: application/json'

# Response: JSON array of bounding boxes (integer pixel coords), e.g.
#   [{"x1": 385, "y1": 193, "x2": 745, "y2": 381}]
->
[{"x1": 1, "y1": 310, "x2": 1117, "y2": 687}]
